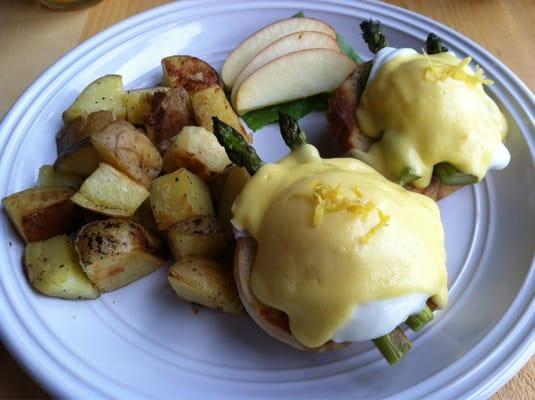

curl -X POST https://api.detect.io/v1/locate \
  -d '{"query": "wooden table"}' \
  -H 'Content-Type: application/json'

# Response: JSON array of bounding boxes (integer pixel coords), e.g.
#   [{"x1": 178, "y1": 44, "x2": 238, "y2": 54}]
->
[{"x1": 0, "y1": 0, "x2": 533, "y2": 398}]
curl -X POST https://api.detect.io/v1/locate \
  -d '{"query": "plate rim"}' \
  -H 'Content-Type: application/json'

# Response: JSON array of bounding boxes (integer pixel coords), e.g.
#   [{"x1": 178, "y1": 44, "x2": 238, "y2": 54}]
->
[{"x1": 0, "y1": 1, "x2": 533, "y2": 398}]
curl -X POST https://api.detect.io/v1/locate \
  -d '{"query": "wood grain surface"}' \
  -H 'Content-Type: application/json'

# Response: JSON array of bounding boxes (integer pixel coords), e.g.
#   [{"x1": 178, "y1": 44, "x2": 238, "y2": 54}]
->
[{"x1": 0, "y1": 0, "x2": 533, "y2": 398}]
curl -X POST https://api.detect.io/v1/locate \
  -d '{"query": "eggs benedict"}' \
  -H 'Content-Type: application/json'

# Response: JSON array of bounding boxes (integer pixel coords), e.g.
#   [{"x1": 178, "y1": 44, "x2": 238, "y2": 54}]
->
[
  {"x1": 328, "y1": 21, "x2": 510, "y2": 198},
  {"x1": 212, "y1": 116, "x2": 448, "y2": 363}
]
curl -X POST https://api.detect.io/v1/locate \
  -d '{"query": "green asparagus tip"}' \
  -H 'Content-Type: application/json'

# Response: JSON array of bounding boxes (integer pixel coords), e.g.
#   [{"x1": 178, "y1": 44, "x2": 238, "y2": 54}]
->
[
  {"x1": 277, "y1": 112, "x2": 307, "y2": 150},
  {"x1": 425, "y1": 33, "x2": 448, "y2": 54},
  {"x1": 360, "y1": 19, "x2": 389, "y2": 53},
  {"x1": 212, "y1": 117, "x2": 264, "y2": 175},
  {"x1": 372, "y1": 327, "x2": 413, "y2": 365},
  {"x1": 406, "y1": 305, "x2": 434, "y2": 332}
]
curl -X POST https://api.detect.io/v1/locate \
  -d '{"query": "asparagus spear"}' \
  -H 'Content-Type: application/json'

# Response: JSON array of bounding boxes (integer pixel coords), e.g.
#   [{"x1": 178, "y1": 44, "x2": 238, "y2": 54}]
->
[
  {"x1": 373, "y1": 327, "x2": 413, "y2": 365},
  {"x1": 406, "y1": 305, "x2": 435, "y2": 332},
  {"x1": 426, "y1": 33, "x2": 448, "y2": 54},
  {"x1": 435, "y1": 162, "x2": 478, "y2": 186},
  {"x1": 398, "y1": 167, "x2": 421, "y2": 186},
  {"x1": 277, "y1": 112, "x2": 307, "y2": 150},
  {"x1": 360, "y1": 19, "x2": 389, "y2": 53},
  {"x1": 212, "y1": 117, "x2": 264, "y2": 175}
]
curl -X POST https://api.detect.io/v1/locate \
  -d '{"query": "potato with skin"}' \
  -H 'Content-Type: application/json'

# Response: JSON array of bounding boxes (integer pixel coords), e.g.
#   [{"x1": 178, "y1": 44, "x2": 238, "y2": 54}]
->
[
  {"x1": 2, "y1": 187, "x2": 79, "y2": 243},
  {"x1": 75, "y1": 219, "x2": 168, "y2": 292},
  {"x1": 147, "y1": 87, "x2": 195, "y2": 152},
  {"x1": 56, "y1": 116, "x2": 86, "y2": 156},
  {"x1": 24, "y1": 235, "x2": 99, "y2": 300},
  {"x1": 91, "y1": 120, "x2": 162, "y2": 187},
  {"x1": 125, "y1": 87, "x2": 169, "y2": 125},
  {"x1": 72, "y1": 163, "x2": 149, "y2": 217},
  {"x1": 54, "y1": 138, "x2": 101, "y2": 177},
  {"x1": 57, "y1": 110, "x2": 116, "y2": 155},
  {"x1": 150, "y1": 168, "x2": 214, "y2": 231},
  {"x1": 168, "y1": 256, "x2": 243, "y2": 314},
  {"x1": 167, "y1": 215, "x2": 227, "y2": 260},
  {"x1": 62, "y1": 75, "x2": 126, "y2": 123},
  {"x1": 37, "y1": 165, "x2": 84, "y2": 189},
  {"x1": 162, "y1": 55, "x2": 222, "y2": 93},
  {"x1": 162, "y1": 126, "x2": 232, "y2": 180},
  {"x1": 191, "y1": 85, "x2": 250, "y2": 142}
]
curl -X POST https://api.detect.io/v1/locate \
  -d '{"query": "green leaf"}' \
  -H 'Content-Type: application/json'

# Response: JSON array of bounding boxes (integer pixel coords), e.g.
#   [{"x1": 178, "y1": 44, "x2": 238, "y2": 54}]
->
[
  {"x1": 242, "y1": 93, "x2": 329, "y2": 131},
  {"x1": 292, "y1": 11, "x2": 305, "y2": 18},
  {"x1": 336, "y1": 32, "x2": 363, "y2": 64}
]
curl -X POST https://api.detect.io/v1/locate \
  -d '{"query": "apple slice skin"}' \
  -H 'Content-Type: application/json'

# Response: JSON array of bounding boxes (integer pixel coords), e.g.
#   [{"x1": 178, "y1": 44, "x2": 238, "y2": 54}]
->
[
  {"x1": 231, "y1": 31, "x2": 341, "y2": 105},
  {"x1": 222, "y1": 17, "x2": 336, "y2": 89},
  {"x1": 234, "y1": 49, "x2": 357, "y2": 115}
]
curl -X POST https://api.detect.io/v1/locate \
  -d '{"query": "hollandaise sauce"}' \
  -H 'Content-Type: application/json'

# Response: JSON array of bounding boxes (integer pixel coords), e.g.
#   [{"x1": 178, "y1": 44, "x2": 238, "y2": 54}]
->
[
  {"x1": 232, "y1": 145, "x2": 447, "y2": 348},
  {"x1": 355, "y1": 48, "x2": 508, "y2": 188}
]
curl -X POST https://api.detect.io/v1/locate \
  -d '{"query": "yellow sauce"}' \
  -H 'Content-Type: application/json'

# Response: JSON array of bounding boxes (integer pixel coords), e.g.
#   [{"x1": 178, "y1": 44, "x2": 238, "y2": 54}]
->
[
  {"x1": 232, "y1": 145, "x2": 448, "y2": 348},
  {"x1": 355, "y1": 52, "x2": 507, "y2": 188}
]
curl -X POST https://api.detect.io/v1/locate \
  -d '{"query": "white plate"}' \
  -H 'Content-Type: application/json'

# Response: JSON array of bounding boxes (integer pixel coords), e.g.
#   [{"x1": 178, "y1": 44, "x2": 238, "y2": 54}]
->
[{"x1": 0, "y1": 1, "x2": 533, "y2": 399}]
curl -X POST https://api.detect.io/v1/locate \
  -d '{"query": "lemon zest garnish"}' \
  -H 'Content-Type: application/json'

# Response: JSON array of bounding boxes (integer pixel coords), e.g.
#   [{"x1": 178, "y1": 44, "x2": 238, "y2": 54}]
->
[
  {"x1": 359, "y1": 209, "x2": 390, "y2": 244},
  {"x1": 423, "y1": 53, "x2": 493, "y2": 86},
  {"x1": 474, "y1": 65, "x2": 494, "y2": 85},
  {"x1": 312, "y1": 192, "x2": 324, "y2": 227},
  {"x1": 307, "y1": 183, "x2": 389, "y2": 243}
]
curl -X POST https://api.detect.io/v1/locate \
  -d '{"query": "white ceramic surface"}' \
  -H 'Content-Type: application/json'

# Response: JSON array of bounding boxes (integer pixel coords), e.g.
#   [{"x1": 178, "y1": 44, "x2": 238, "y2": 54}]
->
[{"x1": 0, "y1": 1, "x2": 533, "y2": 399}]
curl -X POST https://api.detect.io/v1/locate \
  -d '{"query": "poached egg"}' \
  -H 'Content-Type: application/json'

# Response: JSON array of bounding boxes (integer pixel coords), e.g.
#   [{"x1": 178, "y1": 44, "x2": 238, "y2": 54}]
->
[
  {"x1": 232, "y1": 144, "x2": 447, "y2": 347},
  {"x1": 354, "y1": 47, "x2": 510, "y2": 188}
]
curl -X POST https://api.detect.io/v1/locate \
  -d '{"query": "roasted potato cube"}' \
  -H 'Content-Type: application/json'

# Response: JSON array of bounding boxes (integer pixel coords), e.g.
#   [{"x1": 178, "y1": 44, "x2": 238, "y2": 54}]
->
[
  {"x1": 162, "y1": 126, "x2": 232, "y2": 180},
  {"x1": 167, "y1": 215, "x2": 226, "y2": 260},
  {"x1": 2, "y1": 187, "x2": 78, "y2": 243},
  {"x1": 72, "y1": 163, "x2": 149, "y2": 217},
  {"x1": 37, "y1": 165, "x2": 84, "y2": 189},
  {"x1": 75, "y1": 219, "x2": 167, "y2": 292},
  {"x1": 133, "y1": 199, "x2": 160, "y2": 234},
  {"x1": 62, "y1": 75, "x2": 126, "y2": 123},
  {"x1": 191, "y1": 85, "x2": 250, "y2": 142},
  {"x1": 168, "y1": 256, "x2": 243, "y2": 314},
  {"x1": 24, "y1": 235, "x2": 99, "y2": 299},
  {"x1": 147, "y1": 87, "x2": 195, "y2": 152},
  {"x1": 91, "y1": 120, "x2": 162, "y2": 187},
  {"x1": 54, "y1": 138, "x2": 101, "y2": 177},
  {"x1": 150, "y1": 168, "x2": 214, "y2": 231},
  {"x1": 209, "y1": 172, "x2": 229, "y2": 207},
  {"x1": 57, "y1": 110, "x2": 116, "y2": 155},
  {"x1": 125, "y1": 87, "x2": 169, "y2": 125},
  {"x1": 217, "y1": 167, "x2": 250, "y2": 237},
  {"x1": 161, "y1": 55, "x2": 222, "y2": 93}
]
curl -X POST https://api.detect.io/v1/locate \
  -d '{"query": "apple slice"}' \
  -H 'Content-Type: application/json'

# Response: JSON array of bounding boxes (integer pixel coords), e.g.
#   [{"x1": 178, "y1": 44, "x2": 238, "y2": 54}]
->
[
  {"x1": 222, "y1": 17, "x2": 336, "y2": 89},
  {"x1": 231, "y1": 31, "x2": 340, "y2": 104},
  {"x1": 233, "y1": 49, "x2": 356, "y2": 115}
]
